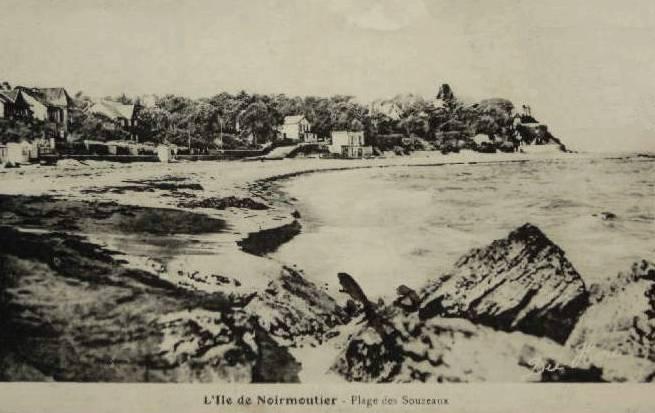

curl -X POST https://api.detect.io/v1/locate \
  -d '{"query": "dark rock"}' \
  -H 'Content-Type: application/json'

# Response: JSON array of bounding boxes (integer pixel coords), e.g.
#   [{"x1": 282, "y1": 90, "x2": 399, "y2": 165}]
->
[
  {"x1": 0, "y1": 194, "x2": 226, "y2": 236},
  {"x1": 419, "y1": 223, "x2": 589, "y2": 343},
  {"x1": 237, "y1": 220, "x2": 301, "y2": 256},
  {"x1": 244, "y1": 266, "x2": 350, "y2": 345},
  {"x1": 393, "y1": 285, "x2": 420, "y2": 312},
  {"x1": 179, "y1": 196, "x2": 269, "y2": 211}
]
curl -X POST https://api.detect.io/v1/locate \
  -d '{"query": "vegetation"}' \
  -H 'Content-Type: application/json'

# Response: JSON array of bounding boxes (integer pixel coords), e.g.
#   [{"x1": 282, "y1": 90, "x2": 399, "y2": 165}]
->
[
  {"x1": 0, "y1": 117, "x2": 45, "y2": 145},
  {"x1": 64, "y1": 84, "x2": 553, "y2": 153}
]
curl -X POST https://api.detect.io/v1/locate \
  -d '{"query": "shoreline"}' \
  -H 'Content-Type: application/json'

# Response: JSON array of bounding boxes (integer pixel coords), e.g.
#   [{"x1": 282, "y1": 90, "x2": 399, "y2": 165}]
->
[{"x1": 0, "y1": 150, "x2": 650, "y2": 382}]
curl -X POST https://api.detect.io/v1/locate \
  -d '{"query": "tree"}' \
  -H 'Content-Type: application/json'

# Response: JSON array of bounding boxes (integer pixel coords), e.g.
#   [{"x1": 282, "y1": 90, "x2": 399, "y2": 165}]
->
[{"x1": 238, "y1": 100, "x2": 279, "y2": 144}]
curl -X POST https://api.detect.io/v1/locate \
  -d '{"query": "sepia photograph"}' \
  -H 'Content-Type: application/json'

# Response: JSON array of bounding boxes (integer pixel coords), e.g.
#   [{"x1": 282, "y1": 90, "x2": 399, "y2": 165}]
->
[{"x1": 0, "y1": 0, "x2": 654, "y2": 411}]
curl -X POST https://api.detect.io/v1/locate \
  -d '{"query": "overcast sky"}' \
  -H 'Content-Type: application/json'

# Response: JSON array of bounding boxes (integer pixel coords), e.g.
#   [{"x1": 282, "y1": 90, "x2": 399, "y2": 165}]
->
[{"x1": 2, "y1": 0, "x2": 654, "y2": 152}]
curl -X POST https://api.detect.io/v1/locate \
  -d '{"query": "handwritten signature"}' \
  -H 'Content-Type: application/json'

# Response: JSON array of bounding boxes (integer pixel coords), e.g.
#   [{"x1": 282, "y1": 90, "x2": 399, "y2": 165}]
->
[{"x1": 522, "y1": 342, "x2": 632, "y2": 379}]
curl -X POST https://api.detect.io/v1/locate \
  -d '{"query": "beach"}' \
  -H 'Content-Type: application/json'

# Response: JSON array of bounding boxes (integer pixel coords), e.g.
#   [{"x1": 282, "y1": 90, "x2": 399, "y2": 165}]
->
[{"x1": 0, "y1": 150, "x2": 652, "y2": 382}]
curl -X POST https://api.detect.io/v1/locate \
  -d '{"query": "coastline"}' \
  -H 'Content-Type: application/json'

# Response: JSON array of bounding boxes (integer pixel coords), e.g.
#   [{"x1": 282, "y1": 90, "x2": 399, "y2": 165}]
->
[
  {"x1": 0, "y1": 150, "x2": 647, "y2": 382},
  {"x1": 0, "y1": 150, "x2": 635, "y2": 293}
]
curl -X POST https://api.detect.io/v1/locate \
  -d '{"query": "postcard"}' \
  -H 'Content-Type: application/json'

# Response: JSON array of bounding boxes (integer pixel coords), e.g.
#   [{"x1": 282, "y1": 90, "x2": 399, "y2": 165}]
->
[{"x1": 1, "y1": 1, "x2": 654, "y2": 412}]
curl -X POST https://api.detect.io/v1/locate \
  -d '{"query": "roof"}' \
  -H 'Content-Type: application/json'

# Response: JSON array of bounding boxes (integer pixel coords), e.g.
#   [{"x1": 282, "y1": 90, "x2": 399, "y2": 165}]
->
[
  {"x1": 0, "y1": 90, "x2": 20, "y2": 103},
  {"x1": 18, "y1": 87, "x2": 71, "y2": 107},
  {"x1": 283, "y1": 115, "x2": 306, "y2": 125},
  {"x1": 90, "y1": 100, "x2": 136, "y2": 120}
]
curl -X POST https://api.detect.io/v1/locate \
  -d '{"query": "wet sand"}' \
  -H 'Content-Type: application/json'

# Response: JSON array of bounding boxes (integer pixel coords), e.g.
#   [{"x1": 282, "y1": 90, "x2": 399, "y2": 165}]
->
[{"x1": 0, "y1": 150, "x2": 619, "y2": 382}]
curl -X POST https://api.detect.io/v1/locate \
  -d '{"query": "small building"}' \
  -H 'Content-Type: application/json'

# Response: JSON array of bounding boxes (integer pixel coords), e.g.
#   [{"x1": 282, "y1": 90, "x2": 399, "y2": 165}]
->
[
  {"x1": 473, "y1": 133, "x2": 492, "y2": 146},
  {"x1": 329, "y1": 131, "x2": 373, "y2": 158},
  {"x1": 89, "y1": 100, "x2": 139, "y2": 140},
  {"x1": 280, "y1": 115, "x2": 315, "y2": 142}
]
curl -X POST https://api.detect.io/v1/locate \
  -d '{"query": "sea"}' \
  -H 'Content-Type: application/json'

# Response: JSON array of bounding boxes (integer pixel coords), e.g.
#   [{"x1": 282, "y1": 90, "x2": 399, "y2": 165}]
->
[{"x1": 272, "y1": 155, "x2": 655, "y2": 300}]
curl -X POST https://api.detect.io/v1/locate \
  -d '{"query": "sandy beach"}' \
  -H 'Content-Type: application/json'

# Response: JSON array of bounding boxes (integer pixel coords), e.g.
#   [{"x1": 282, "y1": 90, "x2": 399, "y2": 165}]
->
[
  {"x1": 0, "y1": 150, "x2": 587, "y2": 295},
  {"x1": 1, "y1": 150, "x2": 652, "y2": 383}
]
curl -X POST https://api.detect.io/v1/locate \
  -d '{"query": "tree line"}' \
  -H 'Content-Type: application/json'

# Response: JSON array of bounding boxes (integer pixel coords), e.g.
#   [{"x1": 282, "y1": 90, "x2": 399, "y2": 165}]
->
[{"x1": 67, "y1": 84, "x2": 534, "y2": 152}]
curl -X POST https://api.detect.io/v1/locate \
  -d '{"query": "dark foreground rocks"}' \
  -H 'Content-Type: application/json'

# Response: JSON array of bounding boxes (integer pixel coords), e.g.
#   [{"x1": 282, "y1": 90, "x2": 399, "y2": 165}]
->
[
  {"x1": 568, "y1": 260, "x2": 655, "y2": 363},
  {"x1": 332, "y1": 308, "x2": 655, "y2": 383},
  {"x1": 332, "y1": 224, "x2": 655, "y2": 382},
  {"x1": 0, "y1": 227, "x2": 300, "y2": 382},
  {"x1": 419, "y1": 223, "x2": 588, "y2": 343},
  {"x1": 245, "y1": 266, "x2": 350, "y2": 346},
  {"x1": 331, "y1": 310, "x2": 600, "y2": 382}
]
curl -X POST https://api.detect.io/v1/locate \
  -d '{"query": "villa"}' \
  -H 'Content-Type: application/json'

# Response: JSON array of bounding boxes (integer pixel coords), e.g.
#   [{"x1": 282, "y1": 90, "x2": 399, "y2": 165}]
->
[
  {"x1": 329, "y1": 131, "x2": 373, "y2": 158},
  {"x1": 280, "y1": 115, "x2": 317, "y2": 142},
  {"x1": 16, "y1": 87, "x2": 73, "y2": 139}
]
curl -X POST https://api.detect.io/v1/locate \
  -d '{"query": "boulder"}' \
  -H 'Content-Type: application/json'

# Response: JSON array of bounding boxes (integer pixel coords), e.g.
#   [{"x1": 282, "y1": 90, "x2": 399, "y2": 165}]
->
[
  {"x1": 567, "y1": 260, "x2": 655, "y2": 362},
  {"x1": 419, "y1": 223, "x2": 588, "y2": 343},
  {"x1": 244, "y1": 266, "x2": 350, "y2": 346}
]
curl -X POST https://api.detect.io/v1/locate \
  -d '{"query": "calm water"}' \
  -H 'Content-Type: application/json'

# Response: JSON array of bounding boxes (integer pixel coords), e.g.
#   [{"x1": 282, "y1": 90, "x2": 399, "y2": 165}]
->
[{"x1": 273, "y1": 156, "x2": 655, "y2": 299}]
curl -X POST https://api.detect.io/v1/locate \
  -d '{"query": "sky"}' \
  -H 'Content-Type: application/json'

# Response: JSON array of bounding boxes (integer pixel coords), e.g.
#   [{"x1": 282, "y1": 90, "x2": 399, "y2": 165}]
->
[{"x1": 2, "y1": 0, "x2": 655, "y2": 152}]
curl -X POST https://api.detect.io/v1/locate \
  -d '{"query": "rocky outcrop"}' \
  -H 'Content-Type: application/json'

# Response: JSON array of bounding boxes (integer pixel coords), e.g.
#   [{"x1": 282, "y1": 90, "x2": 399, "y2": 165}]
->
[
  {"x1": 567, "y1": 260, "x2": 655, "y2": 362},
  {"x1": 0, "y1": 227, "x2": 300, "y2": 382},
  {"x1": 419, "y1": 223, "x2": 588, "y2": 343},
  {"x1": 245, "y1": 266, "x2": 350, "y2": 345},
  {"x1": 332, "y1": 278, "x2": 655, "y2": 383},
  {"x1": 331, "y1": 310, "x2": 616, "y2": 383},
  {"x1": 237, "y1": 220, "x2": 302, "y2": 256}
]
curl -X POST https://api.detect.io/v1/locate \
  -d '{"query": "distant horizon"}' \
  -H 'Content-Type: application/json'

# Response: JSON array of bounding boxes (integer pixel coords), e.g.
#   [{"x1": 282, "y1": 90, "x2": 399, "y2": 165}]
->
[{"x1": 3, "y1": 0, "x2": 655, "y2": 152}]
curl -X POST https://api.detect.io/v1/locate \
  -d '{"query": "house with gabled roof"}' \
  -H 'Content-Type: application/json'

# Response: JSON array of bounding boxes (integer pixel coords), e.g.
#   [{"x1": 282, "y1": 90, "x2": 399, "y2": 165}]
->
[
  {"x1": 329, "y1": 130, "x2": 372, "y2": 158},
  {"x1": 280, "y1": 114, "x2": 316, "y2": 142},
  {"x1": 0, "y1": 89, "x2": 31, "y2": 119},
  {"x1": 89, "y1": 99, "x2": 139, "y2": 140},
  {"x1": 17, "y1": 86, "x2": 73, "y2": 138}
]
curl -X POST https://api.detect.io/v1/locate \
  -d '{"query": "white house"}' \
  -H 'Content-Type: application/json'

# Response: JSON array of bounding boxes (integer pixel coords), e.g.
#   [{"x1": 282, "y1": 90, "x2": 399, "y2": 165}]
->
[
  {"x1": 329, "y1": 131, "x2": 373, "y2": 158},
  {"x1": 280, "y1": 115, "x2": 316, "y2": 142},
  {"x1": 473, "y1": 133, "x2": 492, "y2": 146}
]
